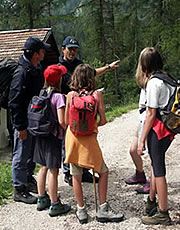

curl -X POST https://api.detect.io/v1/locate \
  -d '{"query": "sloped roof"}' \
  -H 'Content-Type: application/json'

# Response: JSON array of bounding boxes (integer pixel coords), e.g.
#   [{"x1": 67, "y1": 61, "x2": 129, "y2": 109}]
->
[{"x1": 0, "y1": 28, "x2": 60, "y2": 67}]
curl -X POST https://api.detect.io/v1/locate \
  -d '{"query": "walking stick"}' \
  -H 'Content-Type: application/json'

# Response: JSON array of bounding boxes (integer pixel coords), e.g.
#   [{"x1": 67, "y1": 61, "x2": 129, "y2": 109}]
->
[{"x1": 93, "y1": 169, "x2": 98, "y2": 212}]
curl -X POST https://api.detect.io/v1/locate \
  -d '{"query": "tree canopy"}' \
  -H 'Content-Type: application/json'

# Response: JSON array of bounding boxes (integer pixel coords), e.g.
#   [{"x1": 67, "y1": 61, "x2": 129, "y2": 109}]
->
[{"x1": 0, "y1": 0, "x2": 179, "y2": 104}]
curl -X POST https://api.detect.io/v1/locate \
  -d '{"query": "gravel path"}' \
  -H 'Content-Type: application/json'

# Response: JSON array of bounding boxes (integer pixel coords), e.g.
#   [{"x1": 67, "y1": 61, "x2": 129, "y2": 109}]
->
[{"x1": 0, "y1": 109, "x2": 180, "y2": 230}]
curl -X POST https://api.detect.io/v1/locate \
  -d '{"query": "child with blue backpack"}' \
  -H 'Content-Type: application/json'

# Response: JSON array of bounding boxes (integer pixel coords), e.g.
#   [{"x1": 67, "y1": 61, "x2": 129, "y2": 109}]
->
[
  {"x1": 33, "y1": 64, "x2": 71, "y2": 217},
  {"x1": 64, "y1": 63, "x2": 124, "y2": 224}
]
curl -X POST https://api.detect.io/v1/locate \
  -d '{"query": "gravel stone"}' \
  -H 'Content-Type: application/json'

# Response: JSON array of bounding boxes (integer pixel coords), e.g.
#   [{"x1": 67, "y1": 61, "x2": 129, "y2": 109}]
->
[{"x1": 0, "y1": 109, "x2": 180, "y2": 230}]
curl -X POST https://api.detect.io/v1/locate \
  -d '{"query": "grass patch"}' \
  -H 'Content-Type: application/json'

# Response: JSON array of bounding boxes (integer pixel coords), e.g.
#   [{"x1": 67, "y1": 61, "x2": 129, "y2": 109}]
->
[
  {"x1": 106, "y1": 103, "x2": 138, "y2": 122},
  {"x1": 0, "y1": 162, "x2": 13, "y2": 205}
]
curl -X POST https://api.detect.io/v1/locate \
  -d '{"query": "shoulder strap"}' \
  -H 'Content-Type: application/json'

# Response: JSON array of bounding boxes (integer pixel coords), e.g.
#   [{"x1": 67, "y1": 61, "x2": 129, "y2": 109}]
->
[
  {"x1": 39, "y1": 88, "x2": 55, "y2": 98},
  {"x1": 151, "y1": 74, "x2": 180, "y2": 87}
]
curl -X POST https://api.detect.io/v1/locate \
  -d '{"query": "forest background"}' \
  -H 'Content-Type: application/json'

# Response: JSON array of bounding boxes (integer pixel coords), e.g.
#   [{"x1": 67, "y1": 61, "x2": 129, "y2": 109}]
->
[{"x1": 0, "y1": 0, "x2": 180, "y2": 105}]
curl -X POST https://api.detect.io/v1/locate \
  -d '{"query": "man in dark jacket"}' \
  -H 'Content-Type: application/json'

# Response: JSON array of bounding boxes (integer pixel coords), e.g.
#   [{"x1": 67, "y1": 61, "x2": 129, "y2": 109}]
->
[
  {"x1": 8, "y1": 37, "x2": 50, "y2": 204},
  {"x1": 59, "y1": 36, "x2": 120, "y2": 186}
]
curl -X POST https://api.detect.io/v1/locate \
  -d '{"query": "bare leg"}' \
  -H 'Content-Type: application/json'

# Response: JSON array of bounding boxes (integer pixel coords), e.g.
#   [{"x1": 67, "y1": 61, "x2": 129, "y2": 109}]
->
[
  {"x1": 48, "y1": 168, "x2": 59, "y2": 203},
  {"x1": 149, "y1": 166, "x2": 156, "y2": 201},
  {"x1": 37, "y1": 165, "x2": 48, "y2": 196},
  {"x1": 73, "y1": 174, "x2": 84, "y2": 207},
  {"x1": 156, "y1": 176, "x2": 167, "y2": 211},
  {"x1": 130, "y1": 136, "x2": 143, "y2": 172},
  {"x1": 98, "y1": 171, "x2": 108, "y2": 205}
]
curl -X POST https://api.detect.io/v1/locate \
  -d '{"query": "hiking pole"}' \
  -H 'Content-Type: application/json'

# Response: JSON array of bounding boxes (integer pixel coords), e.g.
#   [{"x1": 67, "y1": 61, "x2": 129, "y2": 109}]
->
[{"x1": 93, "y1": 169, "x2": 98, "y2": 212}]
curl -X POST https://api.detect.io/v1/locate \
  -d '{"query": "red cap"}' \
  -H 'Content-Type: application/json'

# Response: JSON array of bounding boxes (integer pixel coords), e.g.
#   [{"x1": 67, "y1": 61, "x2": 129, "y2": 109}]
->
[{"x1": 44, "y1": 65, "x2": 67, "y2": 85}]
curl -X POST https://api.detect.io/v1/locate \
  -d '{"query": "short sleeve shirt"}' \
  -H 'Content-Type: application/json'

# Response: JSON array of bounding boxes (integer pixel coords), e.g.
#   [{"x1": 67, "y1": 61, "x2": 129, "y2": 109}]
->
[
  {"x1": 50, "y1": 93, "x2": 65, "y2": 139},
  {"x1": 146, "y1": 77, "x2": 175, "y2": 109}
]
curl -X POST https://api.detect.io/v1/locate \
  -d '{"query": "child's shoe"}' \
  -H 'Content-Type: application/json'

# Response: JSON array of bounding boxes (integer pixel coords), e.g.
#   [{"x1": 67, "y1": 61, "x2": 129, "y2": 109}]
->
[
  {"x1": 76, "y1": 205, "x2": 88, "y2": 224},
  {"x1": 96, "y1": 202, "x2": 124, "y2": 223},
  {"x1": 135, "y1": 181, "x2": 150, "y2": 194},
  {"x1": 145, "y1": 196, "x2": 158, "y2": 216},
  {"x1": 124, "y1": 170, "x2": 146, "y2": 184},
  {"x1": 142, "y1": 208, "x2": 171, "y2": 225},
  {"x1": 49, "y1": 200, "x2": 71, "y2": 217},
  {"x1": 37, "y1": 193, "x2": 51, "y2": 211}
]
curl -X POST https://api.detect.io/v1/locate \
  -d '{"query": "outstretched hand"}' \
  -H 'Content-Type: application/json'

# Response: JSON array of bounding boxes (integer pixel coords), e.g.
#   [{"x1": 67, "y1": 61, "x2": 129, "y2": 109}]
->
[{"x1": 109, "y1": 60, "x2": 120, "y2": 69}]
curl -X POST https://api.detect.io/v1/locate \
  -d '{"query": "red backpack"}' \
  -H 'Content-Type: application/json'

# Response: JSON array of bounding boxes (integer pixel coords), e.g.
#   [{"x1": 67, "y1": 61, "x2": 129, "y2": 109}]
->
[{"x1": 69, "y1": 89, "x2": 98, "y2": 135}]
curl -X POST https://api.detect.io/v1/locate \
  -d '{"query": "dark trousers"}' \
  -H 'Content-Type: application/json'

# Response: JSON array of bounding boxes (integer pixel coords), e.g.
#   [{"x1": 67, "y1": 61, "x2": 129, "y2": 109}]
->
[
  {"x1": 12, "y1": 129, "x2": 36, "y2": 188},
  {"x1": 147, "y1": 129, "x2": 172, "y2": 177}
]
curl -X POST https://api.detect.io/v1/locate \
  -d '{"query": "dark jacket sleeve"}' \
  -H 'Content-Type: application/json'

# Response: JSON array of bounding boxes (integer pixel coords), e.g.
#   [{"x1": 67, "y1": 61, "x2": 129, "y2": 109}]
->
[{"x1": 8, "y1": 67, "x2": 29, "y2": 131}]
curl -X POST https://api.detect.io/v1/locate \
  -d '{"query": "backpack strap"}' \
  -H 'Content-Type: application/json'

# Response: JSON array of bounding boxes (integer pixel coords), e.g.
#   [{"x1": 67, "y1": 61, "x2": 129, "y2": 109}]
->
[{"x1": 151, "y1": 74, "x2": 180, "y2": 87}]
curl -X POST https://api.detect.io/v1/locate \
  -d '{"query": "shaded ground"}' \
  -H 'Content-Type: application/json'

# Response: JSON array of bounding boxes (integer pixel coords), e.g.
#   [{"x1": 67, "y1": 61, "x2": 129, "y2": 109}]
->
[{"x1": 0, "y1": 109, "x2": 180, "y2": 230}]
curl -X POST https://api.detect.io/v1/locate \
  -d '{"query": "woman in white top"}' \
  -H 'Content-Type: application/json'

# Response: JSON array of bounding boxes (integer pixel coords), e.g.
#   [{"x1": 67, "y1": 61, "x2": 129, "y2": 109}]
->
[{"x1": 136, "y1": 47, "x2": 175, "y2": 225}]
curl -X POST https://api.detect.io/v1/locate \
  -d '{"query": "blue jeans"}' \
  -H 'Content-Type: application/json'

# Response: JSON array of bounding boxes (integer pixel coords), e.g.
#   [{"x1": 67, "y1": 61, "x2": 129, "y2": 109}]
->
[{"x1": 12, "y1": 129, "x2": 36, "y2": 188}]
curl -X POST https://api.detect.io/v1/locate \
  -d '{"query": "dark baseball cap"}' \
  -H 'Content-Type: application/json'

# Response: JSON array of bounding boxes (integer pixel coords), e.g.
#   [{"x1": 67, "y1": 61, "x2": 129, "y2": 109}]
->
[
  {"x1": 62, "y1": 36, "x2": 80, "y2": 48},
  {"x1": 23, "y1": 36, "x2": 51, "y2": 51}
]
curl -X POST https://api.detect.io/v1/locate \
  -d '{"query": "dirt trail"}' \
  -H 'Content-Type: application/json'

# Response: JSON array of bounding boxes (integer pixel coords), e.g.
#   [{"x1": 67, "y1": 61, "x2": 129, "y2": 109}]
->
[{"x1": 0, "y1": 109, "x2": 180, "y2": 230}]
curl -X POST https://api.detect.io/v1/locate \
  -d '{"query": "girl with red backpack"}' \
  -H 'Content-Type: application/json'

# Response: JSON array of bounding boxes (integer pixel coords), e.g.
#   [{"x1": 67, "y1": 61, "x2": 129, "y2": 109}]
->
[{"x1": 64, "y1": 63, "x2": 124, "y2": 224}]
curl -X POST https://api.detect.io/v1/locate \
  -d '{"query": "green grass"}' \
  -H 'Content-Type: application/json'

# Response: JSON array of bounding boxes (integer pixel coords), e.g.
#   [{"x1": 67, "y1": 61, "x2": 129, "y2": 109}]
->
[
  {"x1": 106, "y1": 103, "x2": 138, "y2": 122},
  {"x1": 0, "y1": 103, "x2": 138, "y2": 205},
  {"x1": 0, "y1": 162, "x2": 13, "y2": 205}
]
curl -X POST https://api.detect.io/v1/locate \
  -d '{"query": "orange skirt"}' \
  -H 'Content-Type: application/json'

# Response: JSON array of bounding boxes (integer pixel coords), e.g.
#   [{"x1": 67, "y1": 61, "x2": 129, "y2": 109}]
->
[{"x1": 65, "y1": 126, "x2": 103, "y2": 173}]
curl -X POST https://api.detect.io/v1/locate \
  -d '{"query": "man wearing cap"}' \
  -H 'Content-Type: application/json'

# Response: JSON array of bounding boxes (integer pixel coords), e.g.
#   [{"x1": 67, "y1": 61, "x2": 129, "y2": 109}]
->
[
  {"x1": 8, "y1": 36, "x2": 50, "y2": 204},
  {"x1": 59, "y1": 36, "x2": 120, "y2": 186}
]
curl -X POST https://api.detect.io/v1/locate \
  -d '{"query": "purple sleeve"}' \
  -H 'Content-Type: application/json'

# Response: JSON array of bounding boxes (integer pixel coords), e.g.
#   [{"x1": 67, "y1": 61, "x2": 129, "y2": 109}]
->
[{"x1": 50, "y1": 93, "x2": 65, "y2": 118}]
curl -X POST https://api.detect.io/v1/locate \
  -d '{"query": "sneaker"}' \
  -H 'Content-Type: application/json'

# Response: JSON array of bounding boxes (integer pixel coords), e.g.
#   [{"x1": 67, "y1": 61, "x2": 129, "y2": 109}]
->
[
  {"x1": 145, "y1": 196, "x2": 158, "y2": 216},
  {"x1": 82, "y1": 171, "x2": 99, "y2": 183},
  {"x1": 76, "y1": 205, "x2": 88, "y2": 224},
  {"x1": 14, "y1": 186, "x2": 37, "y2": 204},
  {"x1": 64, "y1": 173, "x2": 73, "y2": 186},
  {"x1": 136, "y1": 181, "x2": 150, "y2": 194},
  {"x1": 142, "y1": 208, "x2": 171, "y2": 225},
  {"x1": 27, "y1": 176, "x2": 38, "y2": 194},
  {"x1": 124, "y1": 170, "x2": 146, "y2": 185},
  {"x1": 96, "y1": 202, "x2": 124, "y2": 223},
  {"x1": 37, "y1": 193, "x2": 51, "y2": 211},
  {"x1": 49, "y1": 200, "x2": 71, "y2": 217}
]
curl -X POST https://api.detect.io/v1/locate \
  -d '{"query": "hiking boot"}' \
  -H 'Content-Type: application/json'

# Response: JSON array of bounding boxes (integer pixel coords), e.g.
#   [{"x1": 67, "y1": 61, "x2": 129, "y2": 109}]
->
[
  {"x1": 142, "y1": 208, "x2": 171, "y2": 225},
  {"x1": 96, "y1": 202, "x2": 124, "y2": 223},
  {"x1": 14, "y1": 186, "x2": 37, "y2": 204},
  {"x1": 136, "y1": 181, "x2": 150, "y2": 194},
  {"x1": 49, "y1": 200, "x2": 71, "y2": 217},
  {"x1": 27, "y1": 176, "x2": 38, "y2": 194},
  {"x1": 124, "y1": 170, "x2": 146, "y2": 185},
  {"x1": 64, "y1": 173, "x2": 73, "y2": 186},
  {"x1": 145, "y1": 196, "x2": 158, "y2": 216},
  {"x1": 82, "y1": 171, "x2": 99, "y2": 183},
  {"x1": 76, "y1": 205, "x2": 88, "y2": 224},
  {"x1": 37, "y1": 193, "x2": 51, "y2": 211}
]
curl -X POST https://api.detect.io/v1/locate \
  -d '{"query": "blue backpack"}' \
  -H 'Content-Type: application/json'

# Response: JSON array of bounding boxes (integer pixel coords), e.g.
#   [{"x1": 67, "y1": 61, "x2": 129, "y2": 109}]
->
[{"x1": 27, "y1": 88, "x2": 56, "y2": 136}]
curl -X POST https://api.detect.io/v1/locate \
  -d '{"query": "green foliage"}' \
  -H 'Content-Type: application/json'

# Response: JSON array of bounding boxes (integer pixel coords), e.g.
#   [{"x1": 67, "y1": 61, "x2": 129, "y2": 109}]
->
[
  {"x1": 119, "y1": 78, "x2": 140, "y2": 104},
  {"x1": 0, "y1": 162, "x2": 13, "y2": 205},
  {"x1": 0, "y1": 0, "x2": 179, "y2": 103},
  {"x1": 105, "y1": 103, "x2": 138, "y2": 122}
]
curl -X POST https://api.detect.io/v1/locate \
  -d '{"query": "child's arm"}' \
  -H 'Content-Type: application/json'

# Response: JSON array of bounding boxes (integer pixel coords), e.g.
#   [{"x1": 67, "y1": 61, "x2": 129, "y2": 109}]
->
[
  {"x1": 97, "y1": 91, "x2": 107, "y2": 126},
  {"x1": 57, "y1": 107, "x2": 66, "y2": 130},
  {"x1": 65, "y1": 93, "x2": 71, "y2": 126}
]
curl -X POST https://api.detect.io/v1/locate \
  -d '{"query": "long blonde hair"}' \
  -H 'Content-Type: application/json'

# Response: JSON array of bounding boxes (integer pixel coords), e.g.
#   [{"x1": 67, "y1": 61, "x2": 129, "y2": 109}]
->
[{"x1": 136, "y1": 47, "x2": 163, "y2": 88}]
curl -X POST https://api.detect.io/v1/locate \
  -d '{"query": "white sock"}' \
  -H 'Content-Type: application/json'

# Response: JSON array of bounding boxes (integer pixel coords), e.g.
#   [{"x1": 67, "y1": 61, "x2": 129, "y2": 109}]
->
[
  {"x1": 77, "y1": 204, "x2": 85, "y2": 209},
  {"x1": 99, "y1": 202, "x2": 107, "y2": 207}
]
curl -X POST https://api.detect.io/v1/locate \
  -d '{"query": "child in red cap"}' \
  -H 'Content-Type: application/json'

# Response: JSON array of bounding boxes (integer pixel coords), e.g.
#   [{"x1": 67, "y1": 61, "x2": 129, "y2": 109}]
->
[{"x1": 33, "y1": 64, "x2": 71, "y2": 217}]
